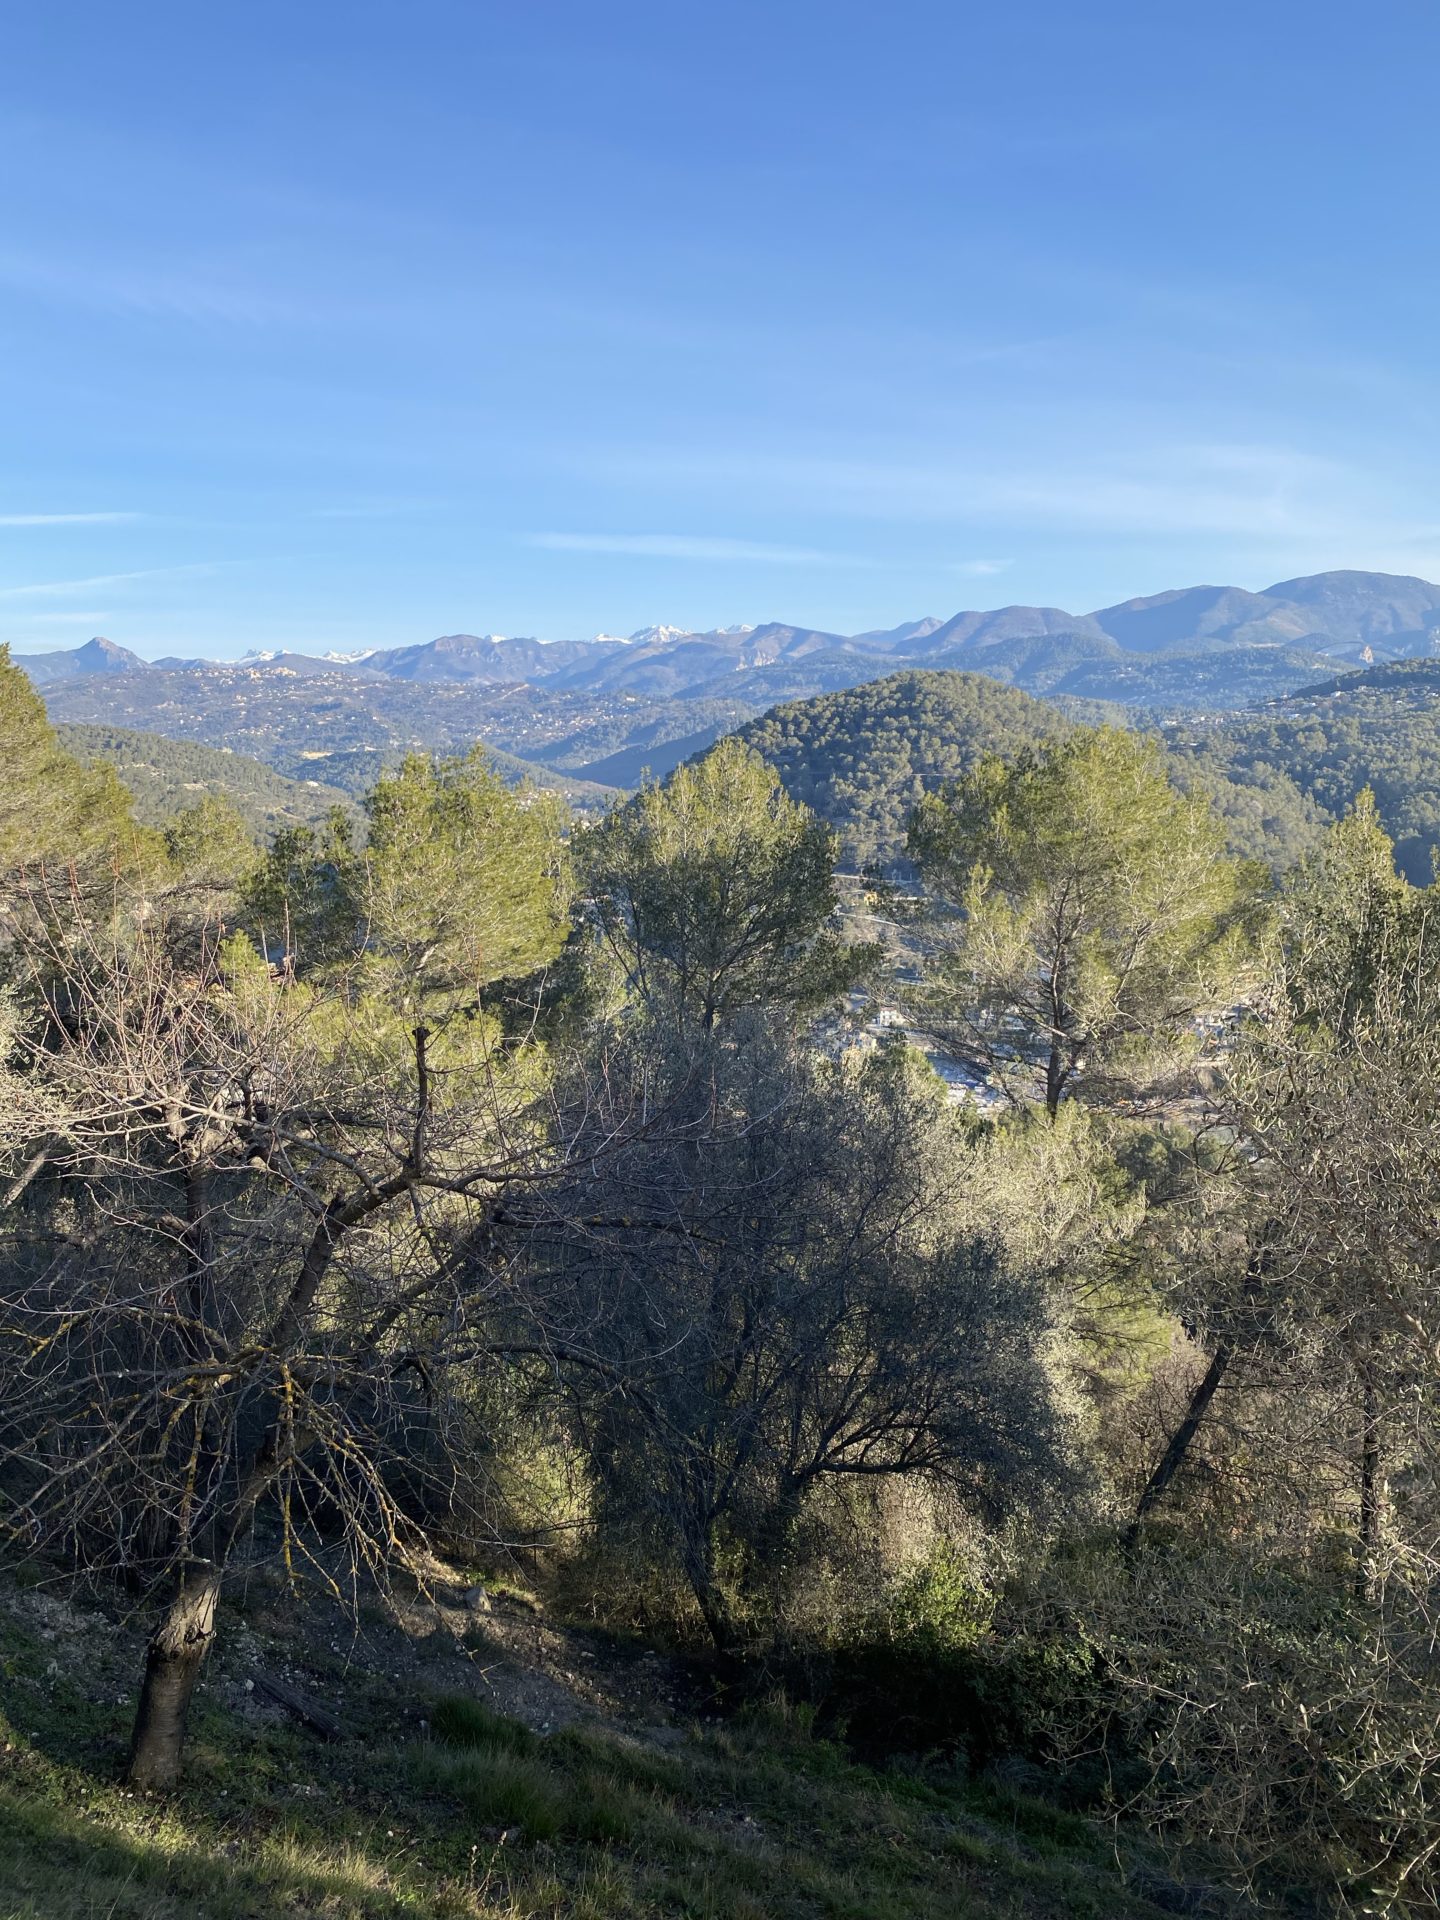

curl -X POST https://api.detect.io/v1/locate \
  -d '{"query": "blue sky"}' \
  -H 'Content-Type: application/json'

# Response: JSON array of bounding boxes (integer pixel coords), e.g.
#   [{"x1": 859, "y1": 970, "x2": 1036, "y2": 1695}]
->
[{"x1": 3, "y1": 0, "x2": 1439, "y2": 657}]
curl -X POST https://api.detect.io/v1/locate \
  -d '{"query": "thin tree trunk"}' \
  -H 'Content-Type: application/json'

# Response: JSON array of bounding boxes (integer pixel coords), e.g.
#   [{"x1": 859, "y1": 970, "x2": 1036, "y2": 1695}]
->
[
  {"x1": 693, "y1": 1575, "x2": 736, "y2": 1654},
  {"x1": 1125, "y1": 1343, "x2": 1231, "y2": 1549},
  {"x1": 1045, "y1": 1041, "x2": 1064, "y2": 1119},
  {"x1": 1, "y1": 1147, "x2": 48, "y2": 1210},
  {"x1": 127, "y1": 1155, "x2": 381, "y2": 1784},
  {"x1": 682, "y1": 1521, "x2": 735, "y2": 1653}
]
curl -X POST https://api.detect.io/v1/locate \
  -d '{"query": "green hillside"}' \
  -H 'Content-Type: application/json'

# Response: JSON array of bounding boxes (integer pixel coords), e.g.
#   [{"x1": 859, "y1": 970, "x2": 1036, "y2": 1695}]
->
[
  {"x1": 731, "y1": 668, "x2": 1321, "y2": 872},
  {"x1": 273, "y1": 740, "x2": 621, "y2": 810},
  {"x1": 58, "y1": 721, "x2": 623, "y2": 842},
  {"x1": 1167, "y1": 660, "x2": 1440, "y2": 882},
  {"x1": 733, "y1": 670, "x2": 1074, "y2": 867},
  {"x1": 56, "y1": 724, "x2": 357, "y2": 834},
  {"x1": 0, "y1": 1570, "x2": 1189, "y2": 1920}
]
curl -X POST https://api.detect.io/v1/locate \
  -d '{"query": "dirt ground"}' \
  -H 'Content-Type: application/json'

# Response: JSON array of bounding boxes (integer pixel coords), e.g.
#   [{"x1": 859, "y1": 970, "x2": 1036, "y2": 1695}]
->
[{"x1": 2, "y1": 1551, "x2": 694, "y2": 1764}]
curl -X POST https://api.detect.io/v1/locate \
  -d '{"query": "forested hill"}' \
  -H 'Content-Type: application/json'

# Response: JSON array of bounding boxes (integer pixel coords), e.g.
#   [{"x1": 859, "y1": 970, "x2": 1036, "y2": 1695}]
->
[
  {"x1": 731, "y1": 668, "x2": 1325, "y2": 872},
  {"x1": 1166, "y1": 659, "x2": 1440, "y2": 883},
  {"x1": 48, "y1": 653, "x2": 1440, "y2": 884},
  {"x1": 55, "y1": 725, "x2": 356, "y2": 835},
  {"x1": 732, "y1": 671, "x2": 1074, "y2": 867}
]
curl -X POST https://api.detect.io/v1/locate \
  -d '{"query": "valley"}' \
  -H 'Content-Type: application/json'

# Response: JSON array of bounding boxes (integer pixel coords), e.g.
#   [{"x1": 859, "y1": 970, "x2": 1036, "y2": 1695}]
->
[{"x1": 28, "y1": 570, "x2": 1440, "y2": 885}]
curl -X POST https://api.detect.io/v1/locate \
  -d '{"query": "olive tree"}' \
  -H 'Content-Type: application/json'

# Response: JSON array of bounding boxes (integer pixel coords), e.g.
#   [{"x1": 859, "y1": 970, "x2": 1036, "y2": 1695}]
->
[
  {"x1": 515, "y1": 1028, "x2": 1065, "y2": 1648},
  {"x1": 539, "y1": 742, "x2": 1063, "y2": 1644}
]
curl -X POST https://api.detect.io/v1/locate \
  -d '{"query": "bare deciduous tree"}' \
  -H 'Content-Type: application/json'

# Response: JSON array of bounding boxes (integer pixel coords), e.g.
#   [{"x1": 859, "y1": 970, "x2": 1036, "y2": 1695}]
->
[{"x1": 0, "y1": 906, "x2": 595, "y2": 1788}]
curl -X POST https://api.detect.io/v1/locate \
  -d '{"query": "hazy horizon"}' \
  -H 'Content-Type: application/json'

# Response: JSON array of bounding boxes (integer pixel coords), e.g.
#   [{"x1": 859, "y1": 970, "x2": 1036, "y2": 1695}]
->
[{"x1": 15, "y1": 560, "x2": 1440, "y2": 664}]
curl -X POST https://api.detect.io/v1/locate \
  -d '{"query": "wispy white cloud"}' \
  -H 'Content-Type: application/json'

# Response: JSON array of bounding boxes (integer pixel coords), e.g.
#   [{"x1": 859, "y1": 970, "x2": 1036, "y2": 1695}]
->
[
  {"x1": 963, "y1": 442, "x2": 1359, "y2": 540},
  {"x1": 950, "y1": 558, "x2": 1013, "y2": 577},
  {"x1": 0, "y1": 250, "x2": 311, "y2": 328},
  {"x1": 525, "y1": 532, "x2": 859, "y2": 565},
  {"x1": 0, "y1": 562, "x2": 215, "y2": 600},
  {"x1": 308, "y1": 501, "x2": 435, "y2": 521},
  {"x1": 0, "y1": 511, "x2": 139, "y2": 527},
  {"x1": 561, "y1": 440, "x2": 1405, "y2": 546}
]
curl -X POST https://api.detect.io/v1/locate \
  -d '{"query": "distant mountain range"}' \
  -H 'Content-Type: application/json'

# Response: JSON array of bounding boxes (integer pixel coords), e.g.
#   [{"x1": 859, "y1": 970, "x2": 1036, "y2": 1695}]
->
[
  {"x1": 13, "y1": 571, "x2": 1440, "y2": 802},
  {"x1": 25, "y1": 605, "x2": 1440, "y2": 892},
  {"x1": 14, "y1": 571, "x2": 1440, "y2": 708}
]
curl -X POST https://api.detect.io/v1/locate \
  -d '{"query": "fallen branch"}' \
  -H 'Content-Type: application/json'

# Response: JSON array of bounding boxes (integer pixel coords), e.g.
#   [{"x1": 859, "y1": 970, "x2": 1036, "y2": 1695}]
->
[{"x1": 251, "y1": 1670, "x2": 342, "y2": 1740}]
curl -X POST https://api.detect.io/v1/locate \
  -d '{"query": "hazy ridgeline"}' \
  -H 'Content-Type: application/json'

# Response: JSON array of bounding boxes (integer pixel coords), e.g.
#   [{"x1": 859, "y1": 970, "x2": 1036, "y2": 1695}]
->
[
  {"x1": 32, "y1": 572, "x2": 1440, "y2": 891},
  {"x1": 3, "y1": 640, "x2": 1440, "y2": 1915}
]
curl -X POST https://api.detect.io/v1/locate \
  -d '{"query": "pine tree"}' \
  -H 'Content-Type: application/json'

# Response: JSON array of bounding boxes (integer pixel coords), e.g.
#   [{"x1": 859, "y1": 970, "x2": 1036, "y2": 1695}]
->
[{"x1": 909, "y1": 727, "x2": 1266, "y2": 1116}]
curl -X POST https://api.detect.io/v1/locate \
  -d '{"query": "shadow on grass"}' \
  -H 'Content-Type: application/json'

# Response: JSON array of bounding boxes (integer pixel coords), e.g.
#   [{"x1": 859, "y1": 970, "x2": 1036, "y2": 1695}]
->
[{"x1": 0, "y1": 1770, "x2": 468, "y2": 1920}]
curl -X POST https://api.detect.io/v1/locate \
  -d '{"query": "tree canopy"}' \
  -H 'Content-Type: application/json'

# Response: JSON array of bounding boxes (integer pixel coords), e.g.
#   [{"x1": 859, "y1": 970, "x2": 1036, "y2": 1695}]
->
[
  {"x1": 908, "y1": 727, "x2": 1264, "y2": 1115},
  {"x1": 582, "y1": 737, "x2": 868, "y2": 1033},
  {"x1": 1167, "y1": 660, "x2": 1440, "y2": 883},
  {"x1": 0, "y1": 645, "x2": 139, "y2": 884},
  {"x1": 733, "y1": 669, "x2": 1073, "y2": 869},
  {"x1": 242, "y1": 746, "x2": 570, "y2": 1004}
]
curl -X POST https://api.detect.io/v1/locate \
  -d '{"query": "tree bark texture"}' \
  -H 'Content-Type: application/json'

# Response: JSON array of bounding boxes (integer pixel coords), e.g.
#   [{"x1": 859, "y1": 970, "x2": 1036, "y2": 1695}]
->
[{"x1": 126, "y1": 1560, "x2": 222, "y2": 1790}]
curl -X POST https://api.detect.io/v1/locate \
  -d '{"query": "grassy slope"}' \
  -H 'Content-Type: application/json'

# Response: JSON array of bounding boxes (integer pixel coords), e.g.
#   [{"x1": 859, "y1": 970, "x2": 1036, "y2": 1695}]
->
[{"x1": 0, "y1": 1575, "x2": 1194, "y2": 1920}]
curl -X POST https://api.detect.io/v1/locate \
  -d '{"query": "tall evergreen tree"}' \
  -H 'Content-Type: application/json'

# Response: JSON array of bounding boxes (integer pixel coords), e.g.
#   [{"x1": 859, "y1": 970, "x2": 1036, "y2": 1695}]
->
[
  {"x1": 361, "y1": 747, "x2": 570, "y2": 1011},
  {"x1": 1280, "y1": 785, "x2": 1413, "y2": 1036},
  {"x1": 909, "y1": 727, "x2": 1265, "y2": 1116},
  {"x1": 582, "y1": 737, "x2": 868, "y2": 1035},
  {"x1": 241, "y1": 748, "x2": 570, "y2": 1003},
  {"x1": 0, "y1": 644, "x2": 137, "y2": 886}
]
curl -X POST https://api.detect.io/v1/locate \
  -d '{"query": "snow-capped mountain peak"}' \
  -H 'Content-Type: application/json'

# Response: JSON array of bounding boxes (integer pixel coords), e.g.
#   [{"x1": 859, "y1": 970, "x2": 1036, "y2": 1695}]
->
[
  {"x1": 626, "y1": 624, "x2": 691, "y2": 646},
  {"x1": 585, "y1": 623, "x2": 756, "y2": 647}
]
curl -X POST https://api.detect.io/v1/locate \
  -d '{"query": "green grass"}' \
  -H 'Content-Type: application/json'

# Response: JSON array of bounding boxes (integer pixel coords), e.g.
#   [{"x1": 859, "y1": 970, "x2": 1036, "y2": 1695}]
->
[
  {"x1": 409, "y1": 1744, "x2": 569, "y2": 1843},
  {"x1": 431, "y1": 1695, "x2": 542, "y2": 1758},
  {"x1": 0, "y1": 1597, "x2": 1195, "y2": 1920}
]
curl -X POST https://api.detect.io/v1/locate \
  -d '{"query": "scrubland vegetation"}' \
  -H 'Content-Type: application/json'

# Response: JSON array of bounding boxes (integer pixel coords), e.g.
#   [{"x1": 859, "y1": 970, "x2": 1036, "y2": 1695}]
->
[{"x1": 2, "y1": 638, "x2": 1439, "y2": 1916}]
